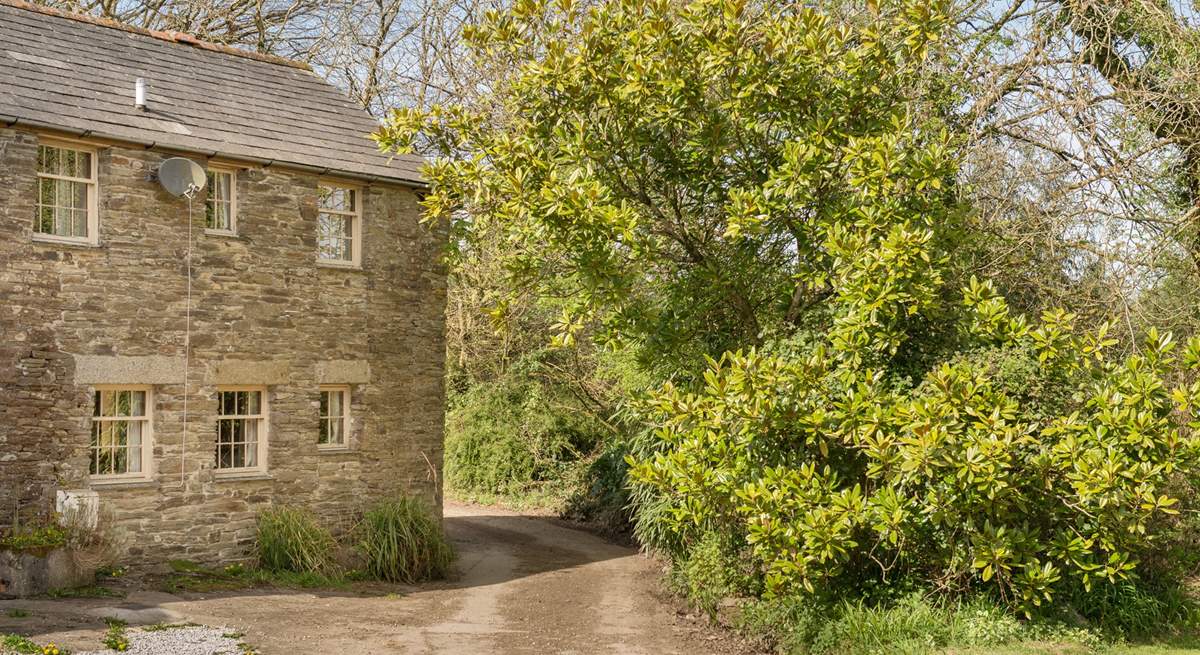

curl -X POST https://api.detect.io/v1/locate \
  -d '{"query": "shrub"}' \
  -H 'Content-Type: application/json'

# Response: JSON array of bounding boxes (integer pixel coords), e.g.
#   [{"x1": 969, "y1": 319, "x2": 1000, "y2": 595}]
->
[
  {"x1": 354, "y1": 496, "x2": 453, "y2": 583},
  {"x1": 563, "y1": 439, "x2": 634, "y2": 538},
  {"x1": 255, "y1": 506, "x2": 336, "y2": 574},
  {"x1": 629, "y1": 292, "x2": 1200, "y2": 616},
  {"x1": 446, "y1": 372, "x2": 607, "y2": 497}
]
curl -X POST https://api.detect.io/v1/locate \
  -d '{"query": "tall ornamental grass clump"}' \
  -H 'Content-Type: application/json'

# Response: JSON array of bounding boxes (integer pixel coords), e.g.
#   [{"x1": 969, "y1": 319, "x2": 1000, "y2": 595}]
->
[
  {"x1": 256, "y1": 506, "x2": 337, "y2": 574},
  {"x1": 354, "y1": 496, "x2": 453, "y2": 583}
]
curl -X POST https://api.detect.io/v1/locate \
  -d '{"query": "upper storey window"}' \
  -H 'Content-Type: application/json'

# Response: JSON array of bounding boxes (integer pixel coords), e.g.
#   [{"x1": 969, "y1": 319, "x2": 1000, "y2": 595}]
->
[
  {"x1": 317, "y1": 184, "x2": 361, "y2": 267},
  {"x1": 34, "y1": 143, "x2": 98, "y2": 245},
  {"x1": 205, "y1": 168, "x2": 236, "y2": 235}
]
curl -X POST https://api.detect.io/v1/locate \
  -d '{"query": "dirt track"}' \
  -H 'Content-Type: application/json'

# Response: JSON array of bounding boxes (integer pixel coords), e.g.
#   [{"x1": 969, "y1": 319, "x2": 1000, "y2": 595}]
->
[{"x1": 0, "y1": 502, "x2": 753, "y2": 654}]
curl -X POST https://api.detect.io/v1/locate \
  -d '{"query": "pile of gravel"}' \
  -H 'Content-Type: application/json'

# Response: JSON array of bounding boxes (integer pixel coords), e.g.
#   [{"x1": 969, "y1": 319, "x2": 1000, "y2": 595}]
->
[{"x1": 77, "y1": 625, "x2": 249, "y2": 655}]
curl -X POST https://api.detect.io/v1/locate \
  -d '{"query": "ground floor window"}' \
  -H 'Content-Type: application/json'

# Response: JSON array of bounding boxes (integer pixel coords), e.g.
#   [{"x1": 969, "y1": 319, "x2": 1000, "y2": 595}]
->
[
  {"x1": 216, "y1": 387, "x2": 267, "y2": 472},
  {"x1": 319, "y1": 385, "x2": 350, "y2": 449},
  {"x1": 90, "y1": 387, "x2": 152, "y2": 479}
]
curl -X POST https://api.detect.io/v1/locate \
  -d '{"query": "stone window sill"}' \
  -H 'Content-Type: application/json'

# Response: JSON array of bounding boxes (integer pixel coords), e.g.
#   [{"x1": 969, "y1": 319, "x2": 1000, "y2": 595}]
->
[
  {"x1": 89, "y1": 477, "x2": 156, "y2": 489},
  {"x1": 32, "y1": 234, "x2": 100, "y2": 248},
  {"x1": 317, "y1": 446, "x2": 353, "y2": 454},
  {"x1": 316, "y1": 260, "x2": 363, "y2": 271},
  {"x1": 214, "y1": 471, "x2": 273, "y2": 482},
  {"x1": 204, "y1": 228, "x2": 238, "y2": 238}
]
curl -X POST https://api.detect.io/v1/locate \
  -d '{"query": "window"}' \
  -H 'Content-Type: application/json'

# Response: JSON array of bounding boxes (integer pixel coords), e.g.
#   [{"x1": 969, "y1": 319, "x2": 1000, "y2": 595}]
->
[
  {"x1": 205, "y1": 168, "x2": 236, "y2": 234},
  {"x1": 90, "y1": 387, "x2": 152, "y2": 480},
  {"x1": 317, "y1": 184, "x2": 361, "y2": 266},
  {"x1": 35, "y1": 143, "x2": 98, "y2": 244},
  {"x1": 319, "y1": 386, "x2": 350, "y2": 449},
  {"x1": 215, "y1": 388, "x2": 268, "y2": 473}
]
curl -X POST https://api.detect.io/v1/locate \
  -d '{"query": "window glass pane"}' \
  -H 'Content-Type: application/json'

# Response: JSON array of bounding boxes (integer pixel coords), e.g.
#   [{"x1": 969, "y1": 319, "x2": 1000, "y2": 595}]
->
[
  {"x1": 71, "y1": 209, "x2": 87, "y2": 237},
  {"x1": 319, "y1": 214, "x2": 350, "y2": 238},
  {"x1": 89, "y1": 388, "x2": 149, "y2": 476},
  {"x1": 127, "y1": 422, "x2": 142, "y2": 473},
  {"x1": 37, "y1": 146, "x2": 91, "y2": 178},
  {"x1": 319, "y1": 186, "x2": 354, "y2": 212},
  {"x1": 35, "y1": 178, "x2": 88, "y2": 237},
  {"x1": 244, "y1": 421, "x2": 258, "y2": 466},
  {"x1": 37, "y1": 146, "x2": 56, "y2": 174},
  {"x1": 318, "y1": 215, "x2": 352, "y2": 260},
  {"x1": 206, "y1": 171, "x2": 233, "y2": 231},
  {"x1": 215, "y1": 389, "x2": 263, "y2": 469},
  {"x1": 208, "y1": 203, "x2": 228, "y2": 230}
]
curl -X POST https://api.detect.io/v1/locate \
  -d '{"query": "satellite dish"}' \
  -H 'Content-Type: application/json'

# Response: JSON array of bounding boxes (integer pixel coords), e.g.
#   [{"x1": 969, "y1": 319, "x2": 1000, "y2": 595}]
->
[{"x1": 158, "y1": 157, "x2": 207, "y2": 197}]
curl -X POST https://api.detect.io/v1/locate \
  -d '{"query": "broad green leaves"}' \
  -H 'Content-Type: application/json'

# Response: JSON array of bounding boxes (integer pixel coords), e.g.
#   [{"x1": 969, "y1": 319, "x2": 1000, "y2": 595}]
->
[
  {"x1": 376, "y1": 0, "x2": 958, "y2": 373},
  {"x1": 628, "y1": 319, "x2": 1200, "y2": 615}
]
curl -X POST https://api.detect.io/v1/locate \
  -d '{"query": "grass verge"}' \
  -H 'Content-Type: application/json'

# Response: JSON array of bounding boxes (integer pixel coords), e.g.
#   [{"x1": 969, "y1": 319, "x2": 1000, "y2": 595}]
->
[{"x1": 161, "y1": 560, "x2": 348, "y2": 594}]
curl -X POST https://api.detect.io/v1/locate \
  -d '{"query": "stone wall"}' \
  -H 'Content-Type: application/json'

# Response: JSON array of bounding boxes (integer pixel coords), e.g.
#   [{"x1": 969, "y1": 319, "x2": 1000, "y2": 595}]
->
[{"x1": 0, "y1": 127, "x2": 446, "y2": 565}]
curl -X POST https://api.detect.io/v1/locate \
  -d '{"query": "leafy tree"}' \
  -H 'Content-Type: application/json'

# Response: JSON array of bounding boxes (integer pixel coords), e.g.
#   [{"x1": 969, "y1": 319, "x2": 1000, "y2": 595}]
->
[
  {"x1": 378, "y1": 0, "x2": 1200, "y2": 618},
  {"x1": 376, "y1": 0, "x2": 959, "y2": 376}
]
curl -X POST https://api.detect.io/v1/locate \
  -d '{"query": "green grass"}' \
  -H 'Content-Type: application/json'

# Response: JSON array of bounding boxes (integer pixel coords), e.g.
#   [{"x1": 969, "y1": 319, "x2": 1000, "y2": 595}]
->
[
  {"x1": 955, "y1": 635, "x2": 1200, "y2": 654},
  {"x1": 44, "y1": 585, "x2": 124, "y2": 599},
  {"x1": 447, "y1": 487, "x2": 569, "y2": 512},
  {"x1": 5, "y1": 608, "x2": 30, "y2": 619},
  {"x1": 1, "y1": 634, "x2": 68, "y2": 655},
  {"x1": 161, "y1": 559, "x2": 347, "y2": 594},
  {"x1": 727, "y1": 591, "x2": 1200, "y2": 655},
  {"x1": 2, "y1": 634, "x2": 42, "y2": 654},
  {"x1": 101, "y1": 618, "x2": 129, "y2": 652}
]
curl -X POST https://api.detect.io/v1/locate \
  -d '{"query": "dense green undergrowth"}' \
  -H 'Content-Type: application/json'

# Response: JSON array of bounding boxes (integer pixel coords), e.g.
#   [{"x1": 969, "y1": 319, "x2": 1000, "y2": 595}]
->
[{"x1": 444, "y1": 353, "x2": 636, "y2": 537}]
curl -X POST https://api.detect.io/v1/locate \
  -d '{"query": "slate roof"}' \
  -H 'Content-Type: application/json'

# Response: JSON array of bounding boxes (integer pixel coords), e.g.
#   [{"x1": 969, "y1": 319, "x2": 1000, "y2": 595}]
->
[{"x1": 0, "y1": 0, "x2": 424, "y2": 186}]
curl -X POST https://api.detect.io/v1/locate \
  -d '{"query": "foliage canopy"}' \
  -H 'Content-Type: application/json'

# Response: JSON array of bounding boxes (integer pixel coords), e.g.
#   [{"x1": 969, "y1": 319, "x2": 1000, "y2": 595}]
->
[{"x1": 378, "y1": 0, "x2": 1200, "y2": 620}]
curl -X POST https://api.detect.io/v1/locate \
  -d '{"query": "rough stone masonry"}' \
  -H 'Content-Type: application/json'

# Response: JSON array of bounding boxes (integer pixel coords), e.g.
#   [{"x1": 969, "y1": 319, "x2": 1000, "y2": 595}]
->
[{"x1": 0, "y1": 126, "x2": 447, "y2": 564}]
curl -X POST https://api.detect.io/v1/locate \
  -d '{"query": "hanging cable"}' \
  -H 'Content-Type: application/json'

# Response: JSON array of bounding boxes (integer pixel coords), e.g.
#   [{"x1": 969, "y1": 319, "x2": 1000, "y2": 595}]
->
[{"x1": 177, "y1": 185, "x2": 199, "y2": 488}]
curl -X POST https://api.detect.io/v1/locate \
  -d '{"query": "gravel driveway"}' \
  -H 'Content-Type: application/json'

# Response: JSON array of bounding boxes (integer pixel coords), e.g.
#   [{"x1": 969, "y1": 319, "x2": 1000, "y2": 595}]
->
[{"x1": 1, "y1": 502, "x2": 754, "y2": 654}]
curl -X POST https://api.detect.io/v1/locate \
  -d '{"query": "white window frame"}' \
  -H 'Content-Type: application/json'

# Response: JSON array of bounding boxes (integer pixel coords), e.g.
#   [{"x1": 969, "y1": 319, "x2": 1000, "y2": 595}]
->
[
  {"x1": 318, "y1": 385, "x2": 352, "y2": 451},
  {"x1": 316, "y1": 183, "x2": 362, "y2": 268},
  {"x1": 89, "y1": 385, "x2": 154, "y2": 483},
  {"x1": 204, "y1": 166, "x2": 237, "y2": 236},
  {"x1": 33, "y1": 139, "x2": 99, "y2": 246},
  {"x1": 214, "y1": 386, "x2": 269, "y2": 477}
]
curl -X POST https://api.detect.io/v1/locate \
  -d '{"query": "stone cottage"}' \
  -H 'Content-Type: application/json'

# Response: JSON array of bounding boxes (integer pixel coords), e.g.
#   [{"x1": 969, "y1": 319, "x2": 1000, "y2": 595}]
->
[{"x1": 0, "y1": 0, "x2": 446, "y2": 564}]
